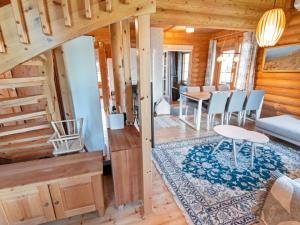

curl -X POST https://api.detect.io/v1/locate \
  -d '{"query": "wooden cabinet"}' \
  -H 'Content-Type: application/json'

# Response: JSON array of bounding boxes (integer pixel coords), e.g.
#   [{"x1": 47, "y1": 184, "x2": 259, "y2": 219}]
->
[
  {"x1": 0, "y1": 185, "x2": 55, "y2": 225},
  {"x1": 0, "y1": 152, "x2": 104, "y2": 225},
  {"x1": 108, "y1": 126, "x2": 142, "y2": 206}
]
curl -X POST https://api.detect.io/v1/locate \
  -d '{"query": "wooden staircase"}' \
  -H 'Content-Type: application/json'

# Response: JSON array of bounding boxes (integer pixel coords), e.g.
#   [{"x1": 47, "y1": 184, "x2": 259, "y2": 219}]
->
[
  {"x1": 0, "y1": 0, "x2": 156, "y2": 74},
  {"x1": 0, "y1": 52, "x2": 59, "y2": 162}
]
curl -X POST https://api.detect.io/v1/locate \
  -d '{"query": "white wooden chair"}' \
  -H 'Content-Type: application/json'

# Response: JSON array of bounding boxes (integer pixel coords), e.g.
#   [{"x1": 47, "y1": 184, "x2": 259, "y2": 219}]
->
[{"x1": 48, "y1": 118, "x2": 84, "y2": 156}]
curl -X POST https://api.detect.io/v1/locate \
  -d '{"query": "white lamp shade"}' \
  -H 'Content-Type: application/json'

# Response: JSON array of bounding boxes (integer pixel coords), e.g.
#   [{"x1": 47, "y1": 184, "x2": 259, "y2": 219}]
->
[{"x1": 256, "y1": 8, "x2": 286, "y2": 47}]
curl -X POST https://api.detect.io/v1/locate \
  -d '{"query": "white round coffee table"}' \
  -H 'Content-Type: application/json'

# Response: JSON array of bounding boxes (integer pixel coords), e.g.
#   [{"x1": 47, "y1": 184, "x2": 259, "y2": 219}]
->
[
  {"x1": 213, "y1": 125, "x2": 250, "y2": 166},
  {"x1": 213, "y1": 125, "x2": 269, "y2": 168}
]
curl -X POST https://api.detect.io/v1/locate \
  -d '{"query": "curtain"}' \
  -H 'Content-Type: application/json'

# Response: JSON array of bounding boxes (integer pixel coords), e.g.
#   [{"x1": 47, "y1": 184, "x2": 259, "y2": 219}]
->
[
  {"x1": 236, "y1": 32, "x2": 258, "y2": 91},
  {"x1": 204, "y1": 40, "x2": 217, "y2": 86}
]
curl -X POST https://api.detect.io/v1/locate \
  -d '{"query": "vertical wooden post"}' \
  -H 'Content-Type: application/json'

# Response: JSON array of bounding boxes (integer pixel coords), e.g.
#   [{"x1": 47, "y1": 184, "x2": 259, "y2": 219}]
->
[
  {"x1": 84, "y1": 0, "x2": 92, "y2": 19},
  {"x1": 61, "y1": 0, "x2": 72, "y2": 27},
  {"x1": 53, "y1": 47, "x2": 74, "y2": 120},
  {"x1": 0, "y1": 26, "x2": 6, "y2": 53},
  {"x1": 122, "y1": 20, "x2": 134, "y2": 124},
  {"x1": 37, "y1": 0, "x2": 52, "y2": 35},
  {"x1": 11, "y1": 0, "x2": 29, "y2": 43},
  {"x1": 41, "y1": 51, "x2": 61, "y2": 121},
  {"x1": 110, "y1": 22, "x2": 125, "y2": 113},
  {"x1": 98, "y1": 42, "x2": 110, "y2": 113},
  {"x1": 135, "y1": 14, "x2": 152, "y2": 216}
]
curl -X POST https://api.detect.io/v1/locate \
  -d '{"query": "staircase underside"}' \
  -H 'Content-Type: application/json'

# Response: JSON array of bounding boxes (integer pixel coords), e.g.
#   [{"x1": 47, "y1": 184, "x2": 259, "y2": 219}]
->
[{"x1": 0, "y1": 0, "x2": 156, "y2": 74}]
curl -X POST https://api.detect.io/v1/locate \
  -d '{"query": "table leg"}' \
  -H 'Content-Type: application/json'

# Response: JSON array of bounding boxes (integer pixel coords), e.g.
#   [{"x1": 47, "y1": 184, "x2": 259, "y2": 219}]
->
[
  {"x1": 251, "y1": 143, "x2": 255, "y2": 168},
  {"x1": 212, "y1": 138, "x2": 224, "y2": 154},
  {"x1": 179, "y1": 94, "x2": 183, "y2": 118},
  {"x1": 233, "y1": 139, "x2": 237, "y2": 166},
  {"x1": 196, "y1": 100, "x2": 202, "y2": 131}
]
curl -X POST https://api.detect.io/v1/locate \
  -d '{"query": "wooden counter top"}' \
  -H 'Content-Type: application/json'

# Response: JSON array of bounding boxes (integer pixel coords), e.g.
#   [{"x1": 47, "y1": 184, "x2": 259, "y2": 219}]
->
[
  {"x1": 0, "y1": 152, "x2": 103, "y2": 189},
  {"x1": 108, "y1": 126, "x2": 141, "y2": 152}
]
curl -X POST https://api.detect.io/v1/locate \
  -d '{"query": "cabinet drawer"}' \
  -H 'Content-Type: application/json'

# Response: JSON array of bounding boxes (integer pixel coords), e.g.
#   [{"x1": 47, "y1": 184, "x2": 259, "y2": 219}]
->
[{"x1": 0, "y1": 185, "x2": 55, "y2": 225}]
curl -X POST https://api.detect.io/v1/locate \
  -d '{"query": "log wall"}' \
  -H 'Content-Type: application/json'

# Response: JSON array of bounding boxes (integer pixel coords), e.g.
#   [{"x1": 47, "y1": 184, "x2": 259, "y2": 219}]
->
[
  {"x1": 255, "y1": 11, "x2": 300, "y2": 117},
  {"x1": 163, "y1": 31, "x2": 211, "y2": 86}
]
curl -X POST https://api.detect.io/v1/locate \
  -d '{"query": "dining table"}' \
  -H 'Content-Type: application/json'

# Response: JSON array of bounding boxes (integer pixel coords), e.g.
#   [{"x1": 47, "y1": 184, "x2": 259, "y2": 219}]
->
[{"x1": 179, "y1": 92, "x2": 211, "y2": 131}]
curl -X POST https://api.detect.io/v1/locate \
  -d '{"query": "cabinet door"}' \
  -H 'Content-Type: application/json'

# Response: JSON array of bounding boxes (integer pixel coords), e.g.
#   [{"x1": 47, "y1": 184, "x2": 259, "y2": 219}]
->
[
  {"x1": 49, "y1": 174, "x2": 104, "y2": 219},
  {"x1": 0, "y1": 185, "x2": 55, "y2": 225},
  {"x1": 111, "y1": 147, "x2": 142, "y2": 206}
]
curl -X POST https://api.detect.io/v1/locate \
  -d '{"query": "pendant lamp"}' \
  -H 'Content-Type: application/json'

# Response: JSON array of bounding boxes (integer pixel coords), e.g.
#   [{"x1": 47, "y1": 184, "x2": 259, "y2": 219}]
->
[{"x1": 256, "y1": 7, "x2": 286, "y2": 47}]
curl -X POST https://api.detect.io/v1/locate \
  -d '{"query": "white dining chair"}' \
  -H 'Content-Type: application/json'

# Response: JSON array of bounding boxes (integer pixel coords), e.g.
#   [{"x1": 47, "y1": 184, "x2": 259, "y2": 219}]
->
[
  {"x1": 207, "y1": 91, "x2": 229, "y2": 130},
  {"x1": 242, "y1": 90, "x2": 265, "y2": 125},
  {"x1": 225, "y1": 91, "x2": 247, "y2": 125},
  {"x1": 201, "y1": 85, "x2": 216, "y2": 92},
  {"x1": 217, "y1": 84, "x2": 230, "y2": 91}
]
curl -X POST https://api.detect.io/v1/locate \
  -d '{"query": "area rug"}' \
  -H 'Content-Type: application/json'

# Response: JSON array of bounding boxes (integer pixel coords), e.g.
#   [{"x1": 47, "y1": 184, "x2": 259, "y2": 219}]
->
[
  {"x1": 154, "y1": 115, "x2": 182, "y2": 129},
  {"x1": 152, "y1": 134, "x2": 300, "y2": 225}
]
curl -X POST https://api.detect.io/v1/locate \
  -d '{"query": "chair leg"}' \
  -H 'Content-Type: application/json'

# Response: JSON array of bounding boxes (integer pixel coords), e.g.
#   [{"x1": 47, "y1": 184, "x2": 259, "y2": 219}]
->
[
  {"x1": 243, "y1": 111, "x2": 247, "y2": 126},
  {"x1": 238, "y1": 112, "x2": 241, "y2": 126},
  {"x1": 207, "y1": 115, "x2": 210, "y2": 131},
  {"x1": 221, "y1": 114, "x2": 224, "y2": 125},
  {"x1": 212, "y1": 114, "x2": 215, "y2": 127}
]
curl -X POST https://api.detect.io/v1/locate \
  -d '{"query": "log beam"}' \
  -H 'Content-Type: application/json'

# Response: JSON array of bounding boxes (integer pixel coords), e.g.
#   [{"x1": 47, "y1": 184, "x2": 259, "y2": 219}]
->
[
  {"x1": 98, "y1": 42, "x2": 110, "y2": 113},
  {"x1": 151, "y1": 8, "x2": 258, "y2": 31},
  {"x1": 110, "y1": 22, "x2": 125, "y2": 113}
]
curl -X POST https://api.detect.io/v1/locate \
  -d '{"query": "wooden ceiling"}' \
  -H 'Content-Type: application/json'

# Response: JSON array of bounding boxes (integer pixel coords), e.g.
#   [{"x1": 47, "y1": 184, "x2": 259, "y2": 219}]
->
[{"x1": 152, "y1": 0, "x2": 287, "y2": 31}]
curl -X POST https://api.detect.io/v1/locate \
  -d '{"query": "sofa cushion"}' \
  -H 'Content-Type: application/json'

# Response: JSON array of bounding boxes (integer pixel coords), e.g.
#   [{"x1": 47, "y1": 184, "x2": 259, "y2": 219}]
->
[
  {"x1": 261, "y1": 175, "x2": 300, "y2": 225},
  {"x1": 256, "y1": 115, "x2": 300, "y2": 143}
]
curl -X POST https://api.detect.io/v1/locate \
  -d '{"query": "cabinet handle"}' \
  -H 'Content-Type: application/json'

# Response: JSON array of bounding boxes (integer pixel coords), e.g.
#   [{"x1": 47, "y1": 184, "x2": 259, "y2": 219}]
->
[
  {"x1": 54, "y1": 200, "x2": 60, "y2": 205},
  {"x1": 43, "y1": 202, "x2": 49, "y2": 207}
]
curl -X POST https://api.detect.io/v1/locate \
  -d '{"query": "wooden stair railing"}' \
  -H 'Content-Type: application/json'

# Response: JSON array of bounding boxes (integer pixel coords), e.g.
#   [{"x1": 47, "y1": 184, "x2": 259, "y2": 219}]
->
[{"x1": 0, "y1": 0, "x2": 156, "y2": 74}]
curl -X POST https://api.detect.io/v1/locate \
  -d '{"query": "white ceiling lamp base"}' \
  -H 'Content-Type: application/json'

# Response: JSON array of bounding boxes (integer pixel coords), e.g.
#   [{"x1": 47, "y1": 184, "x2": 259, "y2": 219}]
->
[
  {"x1": 256, "y1": 8, "x2": 286, "y2": 47},
  {"x1": 185, "y1": 26, "x2": 194, "y2": 33}
]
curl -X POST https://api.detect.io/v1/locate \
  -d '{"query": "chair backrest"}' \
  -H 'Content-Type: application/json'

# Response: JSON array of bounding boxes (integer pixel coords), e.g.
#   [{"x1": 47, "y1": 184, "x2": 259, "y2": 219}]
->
[
  {"x1": 201, "y1": 85, "x2": 216, "y2": 92},
  {"x1": 208, "y1": 91, "x2": 229, "y2": 115},
  {"x1": 179, "y1": 85, "x2": 188, "y2": 94},
  {"x1": 226, "y1": 91, "x2": 247, "y2": 113},
  {"x1": 244, "y1": 90, "x2": 265, "y2": 111},
  {"x1": 187, "y1": 86, "x2": 200, "y2": 93},
  {"x1": 217, "y1": 84, "x2": 230, "y2": 91},
  {"x1": 51, "y1": 118, "x2": 84, "y2": 138}
]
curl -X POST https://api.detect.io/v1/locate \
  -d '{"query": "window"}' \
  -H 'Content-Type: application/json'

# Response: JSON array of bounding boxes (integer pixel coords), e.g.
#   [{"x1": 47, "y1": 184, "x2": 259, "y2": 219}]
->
[
  {"x1": 219, "y1": 50, "x2": 234, "y2": 85},
  {"x1": 181, "y1": 53, "x2": 190, "y2": 84}
]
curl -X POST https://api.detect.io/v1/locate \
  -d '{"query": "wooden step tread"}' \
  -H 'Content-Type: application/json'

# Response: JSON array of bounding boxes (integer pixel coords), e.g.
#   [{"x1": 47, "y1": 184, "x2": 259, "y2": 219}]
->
[
  {"x1": 0, "y1": 128, "x2": 53, "y2": 146},
  {"x1": 0, "y1": 95, "x2": 46, "y2": 108},
  {"x1": 0, "y1": 110, "x2": 47, "y2": 124},
  {"x1": 0, "y1": 137, "x2": 51, "y2": 152},
  {"x1": 0, "y1": 122, "x2": 51, "y2": 137},
  {"x1": 0, "y1": 77, "x2": 46, "y2": 89}
]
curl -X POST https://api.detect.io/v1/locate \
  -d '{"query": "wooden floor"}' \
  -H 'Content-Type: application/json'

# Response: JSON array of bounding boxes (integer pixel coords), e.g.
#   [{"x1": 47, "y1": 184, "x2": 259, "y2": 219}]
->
[{"x1": 46, "y1": 115, "x2": 257, "y2": 225}]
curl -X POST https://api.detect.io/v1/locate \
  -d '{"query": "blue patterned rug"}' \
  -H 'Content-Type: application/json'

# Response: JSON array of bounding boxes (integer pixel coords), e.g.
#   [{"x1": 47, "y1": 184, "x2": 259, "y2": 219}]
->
[{"x1": 153, "y1": 135, "x2": 300, "y2": 225}]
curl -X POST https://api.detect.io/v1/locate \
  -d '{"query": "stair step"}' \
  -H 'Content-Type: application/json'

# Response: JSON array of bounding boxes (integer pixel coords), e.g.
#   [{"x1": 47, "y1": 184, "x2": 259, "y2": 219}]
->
[
  {"x1": 0, "y1": 77, "x2": 46, "y2": 89},
  {"x1": 0, "y1": 95, "x2": 46, "y2": 108},
  {"x1": 0, "y1": 128, "x2": 52, "y2": 146},
  {"x1": 0, "y1": 138, "x2": 51, "y2": 152},
  {"x1": 0, "y1": 110, "x2": 47, "y2": 124},
  {"x1": 0, "y1": 122, "x2": 51, "y2": 137}
]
